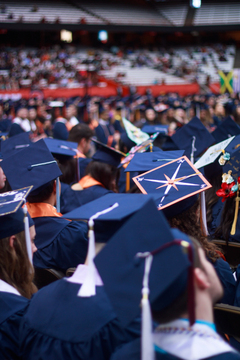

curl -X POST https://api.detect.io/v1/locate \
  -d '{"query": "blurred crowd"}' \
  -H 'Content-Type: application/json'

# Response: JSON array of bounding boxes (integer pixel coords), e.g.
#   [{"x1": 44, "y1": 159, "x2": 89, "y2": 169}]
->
[
  {"x1": 0, "y1": 44, "x2": 234, "y2": 90},
  {"x1": 1, "y1": 92, "x2": 240, "y2": 143}
]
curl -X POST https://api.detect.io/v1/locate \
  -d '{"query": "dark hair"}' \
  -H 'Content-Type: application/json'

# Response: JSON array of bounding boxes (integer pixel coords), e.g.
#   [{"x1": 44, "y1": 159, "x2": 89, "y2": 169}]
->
[
  {"x1": 68, "y1": 124, "x2": 93, "y2": 143},
  {"x1": 0, "y1": 230, "x2": 37, "y2": 298},
  {"x1": 168, "y1": 200, "x2": 221, "y2": 262},
  {"x1": 27, "y1": 180, "x2": 55, "y2": 203},
  {"x1": 214, "y1": 197, "x2": 235, "y2": 243},
  {"x1": 152, "y1": 237, "x2": 201, "y2": 324},
  {"x1": 85, "y1": 161, "x2": 120, "y2": 191},
  {"x1": 58, "y1": 158, "x2": 78, "y2": 184}
]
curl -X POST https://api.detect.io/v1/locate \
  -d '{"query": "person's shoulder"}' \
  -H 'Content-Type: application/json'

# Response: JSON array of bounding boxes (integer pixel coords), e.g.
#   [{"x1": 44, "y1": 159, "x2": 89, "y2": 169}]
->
[{"x1": 207, "y1": 352, "x2": 240, "y2": 359}]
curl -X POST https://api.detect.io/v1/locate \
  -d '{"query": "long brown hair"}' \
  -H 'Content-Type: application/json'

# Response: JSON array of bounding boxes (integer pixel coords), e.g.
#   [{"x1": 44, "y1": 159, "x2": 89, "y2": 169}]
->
[
  {"x1": 0, "y1": 231, "x2": 37, "y2": 298},
  {"x1": 168, "y1": 200, "x2": 221, "y2": 262}
]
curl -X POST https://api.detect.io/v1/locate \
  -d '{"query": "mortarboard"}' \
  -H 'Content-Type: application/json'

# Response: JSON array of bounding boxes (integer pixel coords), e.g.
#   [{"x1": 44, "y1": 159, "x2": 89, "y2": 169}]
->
[
  {"x1": 124, "y1": 150, "x2": 185, "y2": 173},
  {"x1": 0, "y1": 186, "x2": 34, "y2": 263},
  {"x1": 194, "y1": 136, "x2": 235, "y2": 170},
  {"x1": 65, "y1": 194, "x2": 157, "y2": 298},
  {"x1": 53, "y1": 122, "x2": 69, "y2": 141},
  {"x1": 1, "y1": 139, "x2": 62, "y2": 195},
  {"x1": 141, "y1": 124, "x2": 168, "y2": 135},
  {"x1": 0, "y1": 186, "x2": 33, "y2": 238},
  {"x1": 44, "y1": 138, "x2": 78, "y2": 161},
  {"x1": 63, "y1": 193, "x2": 155, "y2": 243},
  {"x1": 1, "y1": 132, "x2": 31, "y2": 159},
  {"x1": 133, "y1": 156, "x2": 211, "y2": 217},
  {"x1": 91, "y1": 138, "x2": 124, "y2": 167},
  {"x1": 122, "y1": 118, "x2": 149, "y2": 146},
  {"x1": 171, "y1": 117, "x2": 215, "y2": 162},
  {"x1": 94, "y1": 199, "x2": 194, "y2": 328},
  {"x1": 225, "y1": 134, "x2": 240, "y2": 155},
  {"x1": 212, "y1": 116, "x2": 240, "y2": 143}
]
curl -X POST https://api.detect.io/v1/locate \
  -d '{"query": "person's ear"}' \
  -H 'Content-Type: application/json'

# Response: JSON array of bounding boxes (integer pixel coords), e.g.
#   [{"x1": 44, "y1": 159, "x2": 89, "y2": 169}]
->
[
  {"x1": 194, "y1": 267, "x2": 210, "y2": 290},
  {"x1": 9, "y1": 235, "x2": 16, "y2": 249}
]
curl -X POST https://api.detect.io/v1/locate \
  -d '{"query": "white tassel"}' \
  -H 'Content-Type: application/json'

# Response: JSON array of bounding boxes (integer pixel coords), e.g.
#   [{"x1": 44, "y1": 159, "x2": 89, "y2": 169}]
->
[
  {"x1": 190, "y1": 136, "x2": 196, "y2": 164},
  {"x1": 137, "y1": 253, "x2": 154, "y2": 360},
  {"x1": 78, "y1": 202, "x2": 119, "y2": 297},
  {"x1": 23, "y1": 201, "x2": 33, "y2": 264},
  {"x1": 200, "y1": 191, "x2": 209, "y2": 236},
  {"x1": 56, "y1": 177, "x2": 60, "y2": 213}
]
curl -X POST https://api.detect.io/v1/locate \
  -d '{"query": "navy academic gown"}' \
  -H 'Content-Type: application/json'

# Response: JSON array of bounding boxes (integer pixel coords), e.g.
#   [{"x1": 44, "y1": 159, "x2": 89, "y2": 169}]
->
[
  {"x1": 33, "y1": 217, "x2": 88, "y2": 272},
  {"x1": 110, "y1": 338, "x2": 240, "y2": 360},
  {"x1": 208, "y1": 198, "x2": 224, "y2": 236},
  {"x1": 20, "y1": 279, "x2": 140, "y2": 360},
  {"x1": 60, "y1": 185, "x2": 112, "y2": 214},
  {"x1": 213, "y1": 258, "x2": 236, "y2": 305},
  {"x1": 0, "y1": 292, "x2": 29, "y2": 360}
]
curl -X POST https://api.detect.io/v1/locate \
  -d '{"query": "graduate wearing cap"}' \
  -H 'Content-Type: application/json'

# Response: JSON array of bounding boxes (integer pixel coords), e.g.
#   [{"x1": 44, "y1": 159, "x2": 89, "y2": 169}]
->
[
  {"x1": 92, "y1": 201, "x2": 239, "y2": 360},
  {"x1": 0, "y1": 187, "x2": 37, "y2": 360},
  {"x1": 19, "y1": 195, "x2": 156, "y2": 360},
  {"x1": 1, "y1": 140, "x2": 88, "y2": 273},
  {"x1": 60, "y1": 140, "x2": 122, "y2": 214},
  {"x1": 92, "y1": 104, "x2": 119, "y2": 148},
  {"x1": 133, "y1": 156, "x2": 236, "y2": 306}
]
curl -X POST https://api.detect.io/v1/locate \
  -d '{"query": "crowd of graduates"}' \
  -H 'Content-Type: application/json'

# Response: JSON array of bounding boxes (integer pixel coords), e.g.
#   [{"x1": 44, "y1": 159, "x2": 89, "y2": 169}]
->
[{"x1": 2, "y1": 89, "x2": 240, "y2": 360}]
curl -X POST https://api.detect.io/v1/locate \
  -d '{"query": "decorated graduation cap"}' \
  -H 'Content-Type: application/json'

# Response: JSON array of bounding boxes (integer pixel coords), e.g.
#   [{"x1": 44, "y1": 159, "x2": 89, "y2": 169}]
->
[
  {"x1": 133, "y1": 156, "x2": 211, "y2": 218},
  {"x1": 1, "y1": 139, "x2": 62, "y2": 211},
  {"x1": 64, "y1": 194, "x2": 155, "y2": 298},
  {"x1": 122, "y1": 118, "x2": 149, "y2": 145},
  {"x1": 171, "y1": 117, "x2": 215, "y2": 163},
  {"x1": 0, "y1": 186, "x2": 34, "y2": 264},
  {"x1": 194, "y1": 136, "x2": 235, "y2": 170},
  {"x1": 1, "y1": 132, "x2": 31, "y2": 159},
  {"x1": 125, "y1": 150, "x2": 185, "y2": 173},
  {"x1": 94, "y1": 199, "x2": 196, "y2": 360},
  {"x1": 212, "y1": 116, "x2": 240, "y2": 143},
  {"x1": 44, "y1": 138, "x2": 78, "y2": 161},
  {"x1": 91, "y1": 138, "x2": 124, "y2": 167}
]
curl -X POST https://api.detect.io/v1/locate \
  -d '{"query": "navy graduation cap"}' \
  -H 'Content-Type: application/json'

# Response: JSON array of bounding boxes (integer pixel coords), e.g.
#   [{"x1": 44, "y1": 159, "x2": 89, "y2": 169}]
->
[
  {"x1": 141, "y1": 124, "x2": 168, "y2": 135},
  {"x1": 124, "y1": 149, "x2": 185, "y2": 173},
  {"x1": 171, "y1": 117, "x2": 215, "y2": 162},
  {"x1": 133, "y1": 156, "x2": 211, "y2": 212},
  {"x1": 225, "y1": 134, "x2": 240, "y2": 155},
  {"x1": 1, "y1": 132, "x2": 31, "y2": 159},
  {"x1": 1, "y1": 139, "x2": 62, "y2": 195},
  {"x1": 223, "y1": 147, "x2": 240, "y2": 183},
  {"x1": 94, "y1": 198, "x2": 194, "y2": 327},
  {"x1": 44, "y1": 138, "x2": 78, "y2": 161},
  {"x1": 63, "y1": 193, "x2": 155, "y2": 243},
  {"x1": 212, "y1": 116, "x2": 240, "y2": 143},
  {"x1": 91, "y1": 138, "x2": 124, "y2": 167},
  {"x1": 0, "y1": 186, "x2": 33, "y2": 239}
]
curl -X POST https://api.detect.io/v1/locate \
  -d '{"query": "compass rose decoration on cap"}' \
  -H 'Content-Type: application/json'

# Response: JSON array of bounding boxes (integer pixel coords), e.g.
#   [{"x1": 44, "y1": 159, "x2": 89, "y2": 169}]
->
[{"x1": 133, "y1": 156, "x2": 211, "y2": 211}]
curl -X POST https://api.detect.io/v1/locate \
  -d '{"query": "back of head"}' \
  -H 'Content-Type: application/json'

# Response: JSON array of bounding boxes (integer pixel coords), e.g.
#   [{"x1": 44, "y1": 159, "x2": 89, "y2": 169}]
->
[
  {"x1": 68, "y1": 124, "x2": 93, "y2": 144},
  {"x1": 85, "y1": 161, "x2": 119, "y2": 191}
]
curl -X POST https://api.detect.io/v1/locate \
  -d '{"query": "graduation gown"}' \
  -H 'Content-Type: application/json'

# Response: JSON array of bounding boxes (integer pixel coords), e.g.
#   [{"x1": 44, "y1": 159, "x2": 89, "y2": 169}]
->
[
  {"x1": 20, "y1": 265, "x2": 140, "y2": 360},
  {"x1": 0, "y1": 281, "x2": 29, "y2": 360},
  {"x1": 27, "y1": 203, "x2": 88, "y2": 272},
  {"x1": 111, "y1": 320, "x2": 240, "y2": 360},
  {"x1": 213, "y1": 258, "x2": 236, "y2": 305},
  {"x1": 60, "y1": 176, "x2": 112, "y2": 214}
]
